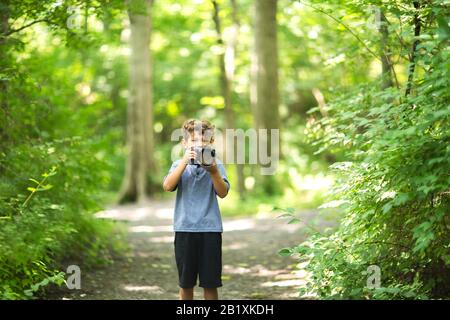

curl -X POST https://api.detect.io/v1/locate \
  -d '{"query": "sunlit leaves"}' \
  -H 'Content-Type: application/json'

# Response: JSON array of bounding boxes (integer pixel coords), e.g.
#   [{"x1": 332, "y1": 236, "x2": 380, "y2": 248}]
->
[{"x1": 299, "y1": 0, "x2": 450, "y2": 299}]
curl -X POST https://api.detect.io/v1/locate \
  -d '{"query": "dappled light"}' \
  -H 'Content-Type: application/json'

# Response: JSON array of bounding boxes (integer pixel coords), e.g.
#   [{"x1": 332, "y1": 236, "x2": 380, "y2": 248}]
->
[
  {"x1": 261, "y1": 279, "x2": 306, "y2": 288},
  {"x1": 129, "y1": 225, "x2": 173, "y2": 233},
  {"x1": 96, "y1": 205, "x2": 175, "y2": 221},
  {"x1": 223, "y1": 242, "x2": 249, "y2": 251},
  {"x1": 1, "y1": 0, "x2": 447, "y2": 302},
  {"x1": 223, "y1": 219, "x2": 255, "y2": 232},
  {"x1": 148, "y1": 236, "x2": 175, "y2": 244},
  {"x1": 123, "y1": 285, "x2": 164, "y2": 294}
]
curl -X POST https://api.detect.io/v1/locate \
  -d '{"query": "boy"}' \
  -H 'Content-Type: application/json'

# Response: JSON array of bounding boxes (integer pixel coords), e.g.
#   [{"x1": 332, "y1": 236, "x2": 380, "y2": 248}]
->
[{"x1": 163, "y1": 119, "x2": 230, "y2": 300}]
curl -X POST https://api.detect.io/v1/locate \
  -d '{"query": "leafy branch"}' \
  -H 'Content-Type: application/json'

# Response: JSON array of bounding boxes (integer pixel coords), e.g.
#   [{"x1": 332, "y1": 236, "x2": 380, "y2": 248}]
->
[
  {"x1": 298, "y1": 0, "x2": 381, "y2": 61},
  {"x1": 22, "y1": 166, "x2": 57, "y2": 208},
  {"x1": 273, "y1": 206, "x2": 359, "y2": 261},
  {"x1": 5, "y1": 19, "x2": 50, "y2": 36}
]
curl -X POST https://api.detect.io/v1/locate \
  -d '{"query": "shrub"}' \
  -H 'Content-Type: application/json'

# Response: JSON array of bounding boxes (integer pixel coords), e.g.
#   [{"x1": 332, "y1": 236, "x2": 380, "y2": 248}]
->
[
  {"x1": 0, "y1": 137, "x2": 125, "y2": 299},
  {"x1": 283, "y1": 7, "x2": 450, "y2": 299}
]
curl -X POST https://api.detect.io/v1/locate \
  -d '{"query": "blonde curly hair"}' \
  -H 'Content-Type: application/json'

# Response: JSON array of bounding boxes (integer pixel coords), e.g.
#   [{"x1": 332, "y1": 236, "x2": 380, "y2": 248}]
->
[{"x1": 182, "y1": 119, "x2": 215, "y2": 141}]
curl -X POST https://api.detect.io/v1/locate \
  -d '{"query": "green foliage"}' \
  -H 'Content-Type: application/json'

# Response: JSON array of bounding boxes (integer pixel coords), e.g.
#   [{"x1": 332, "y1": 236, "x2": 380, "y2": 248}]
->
[
  {"x1": 2, "y1": 0, "x2": 448, "y2": 301},
  {"x1": 0, "y1": 137, "x2": 126, "y2": 299},
  {"x1": 285, "y1": 0, "x2": 450, "y2": 299},
  {"x1": 0, "y1": 1, "x2": 127, "y2": 299}
]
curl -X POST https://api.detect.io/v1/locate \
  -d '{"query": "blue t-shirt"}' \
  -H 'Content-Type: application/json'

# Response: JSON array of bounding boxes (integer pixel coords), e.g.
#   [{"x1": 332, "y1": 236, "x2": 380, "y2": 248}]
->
[{"x1": 164, "y1": 159, "x2": 230, "y2": 232}]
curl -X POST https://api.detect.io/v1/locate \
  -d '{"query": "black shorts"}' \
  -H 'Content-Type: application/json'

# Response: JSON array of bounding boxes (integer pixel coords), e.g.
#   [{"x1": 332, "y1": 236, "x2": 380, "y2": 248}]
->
[{"x1": 174, "y1": 232, "x2": 222, "y2": 288}]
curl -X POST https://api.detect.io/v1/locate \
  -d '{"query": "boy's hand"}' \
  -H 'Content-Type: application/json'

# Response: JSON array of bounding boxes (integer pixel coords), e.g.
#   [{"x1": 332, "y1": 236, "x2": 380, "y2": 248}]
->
[
  {"x1": 163, "y1": 149, "x2": 193, "y2": 192},
  {"x1": 203, "y1": 160, "x2": 228, "y2": 198},
  {"x1": 182, "y1": 148, "x2": 197, "y2": 165},
  {"x1": 201, "y1": 159, "x2": 218, "y2": 174}
]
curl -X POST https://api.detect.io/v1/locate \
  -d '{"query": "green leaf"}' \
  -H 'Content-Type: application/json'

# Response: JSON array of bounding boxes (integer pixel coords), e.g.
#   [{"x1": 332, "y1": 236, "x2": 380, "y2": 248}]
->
[
  {"x1": 276, "y1": 213, "x2": 293, "y2": 219},
  {"x1": 278, "y1": 248, "x2": 292, "y2": 257},
  {"x1": 382, "y1": 202, "x2": 392, "y2": 214},
  {"x1": 29, "y1": 178, "x2": 40, "y2": 184},
  {"x1": 272, "y1": 206, "x2": 295, "y2": 214},
  {"x1": 319, "y1": 200, "x2": 349, "y2": 209}
]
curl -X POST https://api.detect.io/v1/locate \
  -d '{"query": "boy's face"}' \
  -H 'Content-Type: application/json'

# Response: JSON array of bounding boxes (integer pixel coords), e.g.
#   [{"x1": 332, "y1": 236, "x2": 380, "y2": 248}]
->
[{"x1": 182, "y1": 132, "x2": 214, "y2": 149}]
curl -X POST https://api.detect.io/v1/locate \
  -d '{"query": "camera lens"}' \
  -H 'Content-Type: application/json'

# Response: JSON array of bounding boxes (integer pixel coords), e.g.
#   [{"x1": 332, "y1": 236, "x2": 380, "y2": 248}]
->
[{"x1": 201, "y1": 147, "x2": 215, "y2": 166}]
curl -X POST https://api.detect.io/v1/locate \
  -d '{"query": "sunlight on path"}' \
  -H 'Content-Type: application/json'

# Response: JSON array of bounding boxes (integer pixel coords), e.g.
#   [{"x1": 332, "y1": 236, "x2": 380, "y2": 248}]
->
[{"x1": 49, "y1": 198, "x2": 330, "y2": 300}]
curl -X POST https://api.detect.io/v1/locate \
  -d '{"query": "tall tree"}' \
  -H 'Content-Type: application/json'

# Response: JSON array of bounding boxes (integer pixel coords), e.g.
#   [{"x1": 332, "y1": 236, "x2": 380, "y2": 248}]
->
[
  {"x1": 211, "y1": 0, "x2": 246, "y2": 199},
  {"x1": 0, "y1": 1, "x2": 10, "y2": 150},
  {"x1": 250, "y1": 0, "x2": 279, "y2": 194},
  {"x1": 376, "y1": 8, "x2": 393, "y2": 90},
  {"x1": 405, "y1": 0, "x2": 421, "y2": 97},
  {"x1": 119, "y1": 0, "x2": 156, "y2": 203}
]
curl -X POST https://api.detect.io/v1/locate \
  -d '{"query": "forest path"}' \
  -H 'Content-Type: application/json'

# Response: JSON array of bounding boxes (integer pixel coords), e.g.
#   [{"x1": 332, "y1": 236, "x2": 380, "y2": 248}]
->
[{"x1": 46, "y1": 198, "x2": 334, "y2": 300}]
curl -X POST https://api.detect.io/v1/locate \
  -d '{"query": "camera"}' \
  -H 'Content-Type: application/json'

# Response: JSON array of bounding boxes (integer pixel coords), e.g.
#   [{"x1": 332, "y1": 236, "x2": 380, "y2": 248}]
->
[{"x1": 190, "y1": 146, "x2": 216, "y2": 166}]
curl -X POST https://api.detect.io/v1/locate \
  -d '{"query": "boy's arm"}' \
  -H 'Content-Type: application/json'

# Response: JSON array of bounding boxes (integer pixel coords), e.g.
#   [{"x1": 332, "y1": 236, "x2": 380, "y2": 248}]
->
[
  {"x1": 206, "y1": 164, "x2": 229, "y2": 199},
  {"x1": 163, "y1": 161, "x2": 187, "y2": 192},
  {"x1": 163, "y1": 149, "x2": 196, "y2": 192}
]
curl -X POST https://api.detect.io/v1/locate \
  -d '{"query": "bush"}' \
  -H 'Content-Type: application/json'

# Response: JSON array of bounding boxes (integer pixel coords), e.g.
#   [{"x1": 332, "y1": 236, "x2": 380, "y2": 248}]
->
[
  {"x1": 284, "y1": 9, "x2": 450, "y2": 299},
  {"x1": 0, "y1": 137, "x2": 125, "y2": 299}
]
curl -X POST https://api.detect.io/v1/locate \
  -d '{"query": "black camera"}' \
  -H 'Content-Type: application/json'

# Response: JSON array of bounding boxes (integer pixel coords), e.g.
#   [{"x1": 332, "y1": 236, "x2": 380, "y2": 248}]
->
[{"x1": 190, "y1": 146, "x2": 216, "y2": 166}]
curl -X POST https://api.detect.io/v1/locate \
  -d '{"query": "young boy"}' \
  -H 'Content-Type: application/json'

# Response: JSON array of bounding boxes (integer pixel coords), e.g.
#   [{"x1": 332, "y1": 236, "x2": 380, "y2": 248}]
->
[{"x1": 163, "y1": 119, "x2": 230, "y2": 300}]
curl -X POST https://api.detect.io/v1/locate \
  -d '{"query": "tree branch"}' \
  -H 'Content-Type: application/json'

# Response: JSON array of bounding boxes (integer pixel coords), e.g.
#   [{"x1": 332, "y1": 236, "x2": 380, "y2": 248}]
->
[
  {"x1": 5, "y1": 19, "x2": 49, "y2": 36},
  {"x1": 299, "y1": 1, "x2": 381, "y2": 61}
]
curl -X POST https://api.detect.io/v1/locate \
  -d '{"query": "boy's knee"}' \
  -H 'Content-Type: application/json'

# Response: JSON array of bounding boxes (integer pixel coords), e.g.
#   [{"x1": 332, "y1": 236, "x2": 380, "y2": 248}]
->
[
  {"x1": 203, "y1": 287, "x2": 219, "y2": 300},
  {"x1": 179, "y1": 287, "x2": 194, "y2": 300}
]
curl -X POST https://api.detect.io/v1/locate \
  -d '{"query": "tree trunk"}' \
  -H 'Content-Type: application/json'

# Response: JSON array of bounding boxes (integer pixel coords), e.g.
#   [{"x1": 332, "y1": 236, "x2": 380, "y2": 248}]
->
[
  {"x1": 405, "y1": 0, "x2": 421, "y2": 97},
  {"x1": 211, "y1": 0, "x2": 246, "y2": 199},
  {"x1": 377, "y1": 8, "x2": 393, "y2": 90},
  {"x1": 119, "y1": 0, "x2": 156, "y2": 203},
  {"x1": 250, "y1": 0, "x2": 279, "y2": 194},
  {"x1": 228, "y1": 0, "x2": 246, "y2": 199},
  {"x1": 0, "y1": 1, "x2": 10, "y2": 152},
  {"x1": 102, "y1": 1, "x2": 112, "y2": 33}
]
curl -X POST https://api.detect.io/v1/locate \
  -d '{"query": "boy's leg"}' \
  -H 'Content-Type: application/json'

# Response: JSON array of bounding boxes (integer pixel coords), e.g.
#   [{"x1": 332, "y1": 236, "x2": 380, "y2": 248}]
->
[
  {"x1": 179, "y1": 287, "x2": 194, "y2": 300},
  {"x1": 203, "y1": 287, "x2": 218, "y2": 300},
  {"x1": 198, "y1": 232, "x2": 222, "y2": 300},
  {"x1": 175, "y1": 232, "x2": 200, "y2": 298}
]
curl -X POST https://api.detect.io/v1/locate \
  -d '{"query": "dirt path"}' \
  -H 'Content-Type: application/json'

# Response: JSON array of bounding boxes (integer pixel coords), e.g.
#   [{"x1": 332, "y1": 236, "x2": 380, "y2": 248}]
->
[{"x1": 46, "y1": 198, "x2": 334, "y2": 300}]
